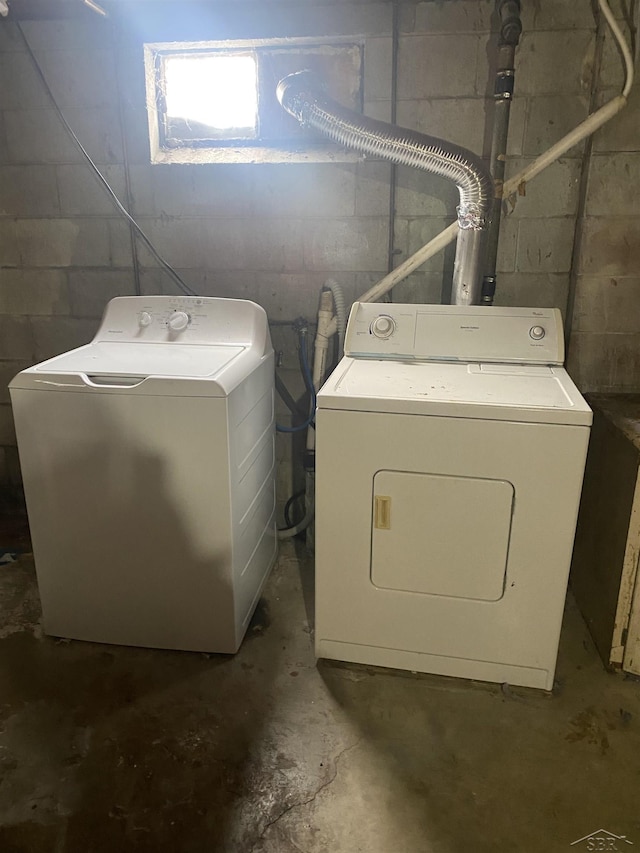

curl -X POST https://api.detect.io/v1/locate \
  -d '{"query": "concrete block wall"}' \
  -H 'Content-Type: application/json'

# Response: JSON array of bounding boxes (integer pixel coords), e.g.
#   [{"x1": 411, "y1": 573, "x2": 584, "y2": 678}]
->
[
  {"x1": 0, "y1": 0, "x2": 637, "y2": 503},
  {"x1": 567, "y1": 11, "x2": 640, "y2": 392}
]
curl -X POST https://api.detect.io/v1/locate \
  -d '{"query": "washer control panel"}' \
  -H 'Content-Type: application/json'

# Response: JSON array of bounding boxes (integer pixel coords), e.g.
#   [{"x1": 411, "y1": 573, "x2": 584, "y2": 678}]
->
[
  {"x1": 95, "y1": 295, "x2": 269, "y2": 349},
  {"x1": 123, "y1": 299, "x2": 200, "y2": 338},
  {"x1": 345, "y1": 303, "x2": 564, "y2": 365}
]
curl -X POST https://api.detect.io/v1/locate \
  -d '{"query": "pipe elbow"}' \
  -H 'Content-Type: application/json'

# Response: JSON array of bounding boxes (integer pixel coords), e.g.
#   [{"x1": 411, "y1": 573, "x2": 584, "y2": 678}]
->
[{"x1": 277, "y1": 70, "x2": 493, "y2": 231}]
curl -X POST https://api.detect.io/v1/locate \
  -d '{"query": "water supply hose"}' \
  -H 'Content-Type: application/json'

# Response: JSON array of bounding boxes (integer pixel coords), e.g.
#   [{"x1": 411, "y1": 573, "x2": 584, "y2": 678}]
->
[{"x1": 276, "y1": 71, "x2": 493, "y2": 305}]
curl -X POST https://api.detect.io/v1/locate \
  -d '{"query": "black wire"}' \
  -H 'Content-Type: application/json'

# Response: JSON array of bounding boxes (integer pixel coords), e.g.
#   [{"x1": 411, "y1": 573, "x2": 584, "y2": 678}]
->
[
  {"x1": 111, "y1": 18, "x2": 142, "y2": 296},
  {"x1": 275, "y1": 372, "x2": 308, "y2": 421},
  {"x1": 16, "y1": 22, "x2": 197, "y2": 299},
  {"x1": 283, "y1": 489, "x2": 306, "y2": 528},
  {"x1": 297, "y1": 328, "x2": 317, "y2": 408},
  {"x1": 276, "y1": 330, "x2": 316, "y2": 433}
]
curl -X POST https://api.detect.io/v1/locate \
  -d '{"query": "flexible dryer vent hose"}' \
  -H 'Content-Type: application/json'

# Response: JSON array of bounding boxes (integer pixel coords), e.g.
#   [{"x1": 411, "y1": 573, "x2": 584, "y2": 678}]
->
[{"x1": 276, "y1": 70, "x2": 494, "y2": 304}]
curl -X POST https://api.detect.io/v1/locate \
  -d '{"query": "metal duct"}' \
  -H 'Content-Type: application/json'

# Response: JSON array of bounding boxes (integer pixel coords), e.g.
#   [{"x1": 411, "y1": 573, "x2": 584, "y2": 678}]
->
[{"x1": 276, "y1": 70, "x2": 493, "y2": 304}]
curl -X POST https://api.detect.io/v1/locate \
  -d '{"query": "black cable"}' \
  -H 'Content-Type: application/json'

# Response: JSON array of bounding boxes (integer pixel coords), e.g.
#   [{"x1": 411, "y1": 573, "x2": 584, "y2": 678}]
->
[
  {"x1": 16, "y1": 22, "x2": 197, "y2": 299},
  {"x1": 296, "y1": 325, "x2": 317, "y2": 407},
  {"x1": 275, "y1": 372, "x2": 308, "y2": 421},
  {"x1": 111, "y1": 18, "x2": 142, "y2": 296},
  {"x1": 283, "y1": 489, "x2": 306, "y2": 528},
  {"x1": 276, "y1": 326, "x2": 316, "y2": 434}
]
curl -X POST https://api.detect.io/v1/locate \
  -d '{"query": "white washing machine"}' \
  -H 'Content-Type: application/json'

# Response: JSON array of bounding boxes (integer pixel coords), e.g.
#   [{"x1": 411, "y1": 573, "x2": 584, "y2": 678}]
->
[
  {"x1": 315, "y1": 303, "x2": 592, "y2": 690},
  {"x1": 10, "y1": 296, "x2": 277, "y2": 653}
]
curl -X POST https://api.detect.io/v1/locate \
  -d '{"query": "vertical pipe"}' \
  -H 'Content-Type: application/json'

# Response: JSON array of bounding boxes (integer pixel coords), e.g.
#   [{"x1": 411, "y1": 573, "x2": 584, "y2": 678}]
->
[
  {"x1": 481, "y1": 0, "x2": 522, "y2": 305},
  {"x1": 386, "y1": 1, "x2": 400, "y2": 285},
  {"x1": 451, "y1": 230, "x2": 487, "y2": 305}
]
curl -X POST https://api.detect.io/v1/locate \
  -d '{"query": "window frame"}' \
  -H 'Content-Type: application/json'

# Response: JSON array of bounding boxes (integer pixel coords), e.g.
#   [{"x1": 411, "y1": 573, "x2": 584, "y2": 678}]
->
[{"x1": 145, "y1": 36, "x2": 366, "y2": 165}]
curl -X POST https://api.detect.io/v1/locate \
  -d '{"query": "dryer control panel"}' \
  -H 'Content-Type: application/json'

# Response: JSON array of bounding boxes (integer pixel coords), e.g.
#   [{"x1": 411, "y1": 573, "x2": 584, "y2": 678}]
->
[{"x1": 344, "y1": 303, "x2": 565, "y2": 365}]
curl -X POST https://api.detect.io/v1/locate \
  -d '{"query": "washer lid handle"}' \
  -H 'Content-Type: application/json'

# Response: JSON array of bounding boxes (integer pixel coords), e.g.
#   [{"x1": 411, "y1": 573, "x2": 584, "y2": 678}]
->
[{"x1": 83, "y1": 374, "x2": 147, "y2": 388}]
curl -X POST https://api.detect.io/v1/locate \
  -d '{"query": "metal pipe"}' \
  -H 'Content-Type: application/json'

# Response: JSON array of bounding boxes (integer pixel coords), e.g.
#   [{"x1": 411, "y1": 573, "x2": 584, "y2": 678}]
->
[
  {"x1": 276, "y1": 71, "x2": 493, "y2": 305},
  {"x1": 386, "y1": 0, "x2": 400, "y2": 279},
  {"x1": 482, "y1": 0, "x2": 522, "y2": 305},
  {"x1": 453, "y1": 230, "x2": 487, "y2": 306}
]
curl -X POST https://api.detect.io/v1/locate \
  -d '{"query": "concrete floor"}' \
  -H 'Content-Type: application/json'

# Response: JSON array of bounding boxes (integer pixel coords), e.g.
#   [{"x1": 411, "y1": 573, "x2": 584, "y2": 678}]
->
[{"x1": 1, "y1": 527, "x2": 640, "y2": 853}]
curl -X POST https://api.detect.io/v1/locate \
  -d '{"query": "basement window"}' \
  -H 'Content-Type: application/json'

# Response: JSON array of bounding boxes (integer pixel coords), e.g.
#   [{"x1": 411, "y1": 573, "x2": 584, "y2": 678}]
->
[
  {"x1": 163, "y1": 53, "x2": 259, "y2": 142},
  {"x1": 145, "y1": 38, "x2": 363, "y2": 165}
]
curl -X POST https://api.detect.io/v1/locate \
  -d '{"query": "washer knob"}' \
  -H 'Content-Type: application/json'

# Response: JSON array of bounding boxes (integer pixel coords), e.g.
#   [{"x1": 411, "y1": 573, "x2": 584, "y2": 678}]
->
[
  {"x1": 168, "y1": 311, "x2": 190, "y2": 332},
  {"x1": 371, "y1": 315, "x2": 396, "y2": 339},
  {"x1": 138, "y1": 311, "x2": 152, "y2": 328},
  {"x1": 529, "y1": 325, "x2": 546, "y2": 341}
]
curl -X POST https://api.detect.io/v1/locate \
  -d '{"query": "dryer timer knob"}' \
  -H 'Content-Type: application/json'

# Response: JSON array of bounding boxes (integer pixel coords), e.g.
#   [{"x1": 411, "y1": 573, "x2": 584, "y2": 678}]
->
[
  {"x1": 529, "y1": 325, "x2": 546, "y2": 340},
  {"x1": 371, "y1": 315, "x2": 396, "y2": 339},
  {"x1": 168, "y1": 311, "x2": 190, "y2": 332}
]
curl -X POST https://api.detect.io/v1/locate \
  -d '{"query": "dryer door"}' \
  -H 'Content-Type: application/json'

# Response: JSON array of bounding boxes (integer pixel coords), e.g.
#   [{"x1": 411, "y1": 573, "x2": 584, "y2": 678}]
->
[{"x1": 371, "y1": 470, "x2": 514, "y2": 601}]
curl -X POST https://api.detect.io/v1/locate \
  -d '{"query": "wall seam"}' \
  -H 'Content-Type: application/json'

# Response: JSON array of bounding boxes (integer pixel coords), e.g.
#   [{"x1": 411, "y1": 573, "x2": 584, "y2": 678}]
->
[{"x1": 564, "y1": 8, "x2": 605, "y2": 349}]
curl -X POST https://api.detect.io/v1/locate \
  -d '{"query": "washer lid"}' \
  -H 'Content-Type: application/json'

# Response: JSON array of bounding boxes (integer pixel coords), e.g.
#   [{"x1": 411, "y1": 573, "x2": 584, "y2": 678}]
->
[
  {"x1": 9, "y1": 341, "x2": 253, "y2": 397},
  {"x1": 317, "y1": 358, "x2": 592, "y2": 426},
  {"x1": 29, "y1": 341, "x2": 245, "y2": 379}
]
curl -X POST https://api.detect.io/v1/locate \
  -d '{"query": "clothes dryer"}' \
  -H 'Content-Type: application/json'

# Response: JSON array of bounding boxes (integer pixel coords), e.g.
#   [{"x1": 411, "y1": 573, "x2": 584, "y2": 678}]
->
[{"x1": 315, "y1": 303, "x2": 591, "y2": 690}]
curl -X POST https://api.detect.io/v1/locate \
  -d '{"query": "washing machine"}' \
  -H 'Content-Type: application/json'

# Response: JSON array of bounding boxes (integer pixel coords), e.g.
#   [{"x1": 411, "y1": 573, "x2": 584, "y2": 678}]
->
[
  {"x1": 10, "y1": 296, "x2": 277, "y2": 653},
  {"x1": 315, "y1": 303, "x2": 592, "y2": 690}
]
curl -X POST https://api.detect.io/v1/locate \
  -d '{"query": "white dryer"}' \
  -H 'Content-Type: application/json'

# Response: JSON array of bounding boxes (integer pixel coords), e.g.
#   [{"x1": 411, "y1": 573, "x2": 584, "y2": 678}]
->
[
  {"x1": 10, "y1": 296, "x2": 277, "y2": 653},
  {"x1": 315, "y1": 303, "x2": 592, "y2": 690}
]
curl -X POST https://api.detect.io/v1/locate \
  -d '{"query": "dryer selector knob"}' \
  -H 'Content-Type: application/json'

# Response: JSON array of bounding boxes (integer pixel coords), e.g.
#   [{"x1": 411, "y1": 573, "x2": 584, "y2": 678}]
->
[
  {"x1": 168, "y1": 311, "x2": 190, "y2": 332},
  {"x1": 138, "y1": 311, "x2": 152, "y2": 328},
  {"x1": 371, "y1": 315, "x2": 396, "y2": 339},
  {"x1": 529, "y1": 325, "x2": 546, "y2": 340}
]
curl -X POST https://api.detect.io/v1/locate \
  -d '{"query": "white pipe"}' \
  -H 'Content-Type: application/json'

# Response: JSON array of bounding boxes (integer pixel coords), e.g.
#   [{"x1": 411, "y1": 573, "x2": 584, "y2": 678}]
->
[
  {"x1": 336, "y1": 0, "x2": 633, "y2": 311},
  {"x1": 324, "y1": 279, "x2": 347, "y2": 357},
  {"x1": 359, "y1": 223, "x2": 459, "y2": 305},
  {"x1": 504, "y1": 96, "x2": 627, "y2": 195},
  {"x1": 598, "y1": 0, "x2": 634, "y2": 99},
  {"x1": 83, "y1": 0, "x2": 109, "y2": 16},
  {"x1": 307, "y1": 290, "x2": 333, "y2": 453}
]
